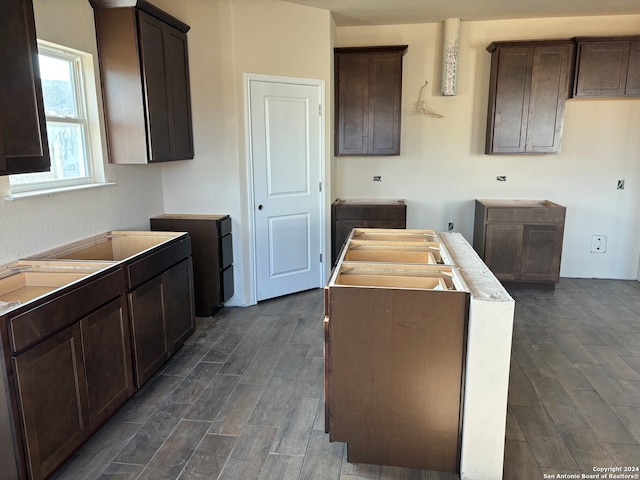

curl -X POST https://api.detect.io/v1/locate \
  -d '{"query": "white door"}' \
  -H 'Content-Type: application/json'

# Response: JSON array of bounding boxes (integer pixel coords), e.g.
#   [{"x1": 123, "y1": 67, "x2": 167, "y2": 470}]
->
[{"x1": 249, "y1": 78, "x2": 323, "y2": 301}]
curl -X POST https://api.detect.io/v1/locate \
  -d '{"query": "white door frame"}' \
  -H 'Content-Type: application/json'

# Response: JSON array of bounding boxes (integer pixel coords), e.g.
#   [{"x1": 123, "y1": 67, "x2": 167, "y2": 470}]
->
[{"x1": 244, "y1": 73, "x2": 327, "y2": 305}]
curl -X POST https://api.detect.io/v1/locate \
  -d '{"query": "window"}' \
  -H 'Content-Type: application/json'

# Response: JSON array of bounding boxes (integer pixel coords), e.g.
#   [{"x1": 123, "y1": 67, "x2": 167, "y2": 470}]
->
[{"x1": 10, "y1": 41, "x2": 105, "y2": 193}]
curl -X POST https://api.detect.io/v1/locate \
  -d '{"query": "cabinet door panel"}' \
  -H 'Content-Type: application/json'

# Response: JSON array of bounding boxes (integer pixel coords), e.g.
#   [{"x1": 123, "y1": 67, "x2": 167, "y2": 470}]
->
[
  {"x1": 491, "y1": 47, "x2": 532, "y2": 153},
  {"x1": 129, "y1": 276, "x2": 167, "y2": 387},
  {"x1": 12, "y1": 324, "x2": 89, "y2": 480},
  {"x1": 81, "y1": 297, "x2": 134, "y2": 430},
  {"x1": 166, "y1": 27, "x2": 194, "y2": 159},
  {"x1": 575, "y1": 42, "x2": 630, "y2": 97},
  {"x1": 369, "y1": 53, "x2": 403, "y2": 155},
  {"x1": 138, "y1": 11, "x2": 172, "y2": 162},
  {"x1": 0, "y1": 0, "x2": 50, "y2": 176},
  {"x1": 520, "y1": 224, "x2": 564, "y2": 282},
  {"x1": 484, "y1": 224, "x2": 522, "y2": 281},
  {"x1": 527, "y1": 45, "x2": 571, "y2": 152},
  {"x1": 336, "y1": 53, "x2": 369, "y2": 155},
  {"x1": 626, "y1": 41, "x2": 640, "y2": 96},
  {"x1": 163, "y1": 259, "x2": 195, "y2": 354}
]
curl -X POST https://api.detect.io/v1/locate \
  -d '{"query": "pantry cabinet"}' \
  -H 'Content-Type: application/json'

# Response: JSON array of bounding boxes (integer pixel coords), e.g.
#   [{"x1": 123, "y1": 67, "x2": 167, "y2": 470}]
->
[
  {"x1": 92, "y1": 0, "x2": 193, "y2": 164},
  {"x1": 0, "y1": 0, "x2": 50, "y2": 176},
  {"x1": 335, "y1": 45, "x2": 407, "y2": 156},
  {"x1": 485, "y1": 40, "x2": 574, "y2": 154},
  {"x1": 573, "y1": 36, "x2": 640, "y2": 97},
  {"x1": 473, "y1": 199, "x2": 566, "y2": 287}
]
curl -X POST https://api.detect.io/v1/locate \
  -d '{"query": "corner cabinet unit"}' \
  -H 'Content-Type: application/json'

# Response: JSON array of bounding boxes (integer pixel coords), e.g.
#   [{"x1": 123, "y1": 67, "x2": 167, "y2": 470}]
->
[
  {"x1": 573, "y1": 36, "x2": 640, "y2": 98},
  {"x1": 473, "y1": 199, "x2": 566, "y2": 288},
  {"x1": 485, "y1": 40, "x2": 574, "y2": 155},
  {"x1": 91, "y1": 0, "x2": 194, "y2": 164},
  {"x1": 335, "y1": 45, "x2": 407, "y2": 156},
  {"x1": 0, "y1": 0, "x2": 50, "y2": 176},
  {"x1": 151, "y1": 214, "x2": 234, "y2": 317}
]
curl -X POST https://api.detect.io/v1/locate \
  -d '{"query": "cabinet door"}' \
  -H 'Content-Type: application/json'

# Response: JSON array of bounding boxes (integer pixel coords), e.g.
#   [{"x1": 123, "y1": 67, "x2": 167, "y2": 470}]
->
[
  {"x1": 12, "y1": 324, "x2": 89, "y2": 480},
  {"x1": 81, "y1": 297, "x2": 134, "y2": 430},
  {"x1": 368, "y1": 52, "x2": 403, "y2": 155},
  {"x1": 520, "y1": 224, "x2": 564, "y2": 282},
  {"x1": 165, "y1": 26, "x2": 194, "y2": 159},
  {"x1": 336, "y1": 53, "x2": 370, "y2": 155},
  {"x1": 129, "y1": 276, "x2": 167, "y2": 387},
  {"x1": 0, "y1": 0, "x2": 50, "y2": 176},
  {"x1": 488, "y1": 47, "x2": 533, "y2": 154},
  {"x1": 526, "y1": 44, "x2": 572, "y2": 153},
  {"x1": 626, "y1": 41, "x2": 640, "y2": 96},
  {"x1": 575, "y1": 42, "x2": 630, "y2": 97},
  {"x1": 483, "y1": 224, "x2": 522, "y2": 281},
  {"x1": 163, "y1": 259, "x2": 195, "y2": 354},
  {"x1": 138, "y1": 11, "x2": 173, "y2": 162}
]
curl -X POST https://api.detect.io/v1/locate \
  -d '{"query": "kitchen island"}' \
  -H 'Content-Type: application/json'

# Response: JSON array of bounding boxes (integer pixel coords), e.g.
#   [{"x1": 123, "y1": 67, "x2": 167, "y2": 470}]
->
[{"x1": 325, "y1": 228, "x2": 515, "y2": 479}]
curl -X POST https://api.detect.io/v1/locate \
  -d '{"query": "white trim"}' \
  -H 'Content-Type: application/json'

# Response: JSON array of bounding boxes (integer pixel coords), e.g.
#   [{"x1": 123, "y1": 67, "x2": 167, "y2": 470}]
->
[
  {"x1": 4, "y1": 182, "x2": 116, "y2": 201},
  {"x1": 244, "y1": 73, "x2": 327, "y2": 305}
]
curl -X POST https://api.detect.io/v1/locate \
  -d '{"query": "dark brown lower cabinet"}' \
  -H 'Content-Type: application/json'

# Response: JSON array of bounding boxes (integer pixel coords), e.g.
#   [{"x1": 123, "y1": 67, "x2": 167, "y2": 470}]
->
[
  {"x1": 12, "y1": 325, "x2": 90, "y2": 480},
  {"x1": 11, "y1": 295, "x2": 135, "y2": 480},
  {"x1": 82, "y1": 297, "x2": 135, "y2": 430},
  {"x1": 129, "y1": 258, "x2": 194, "y2": 387},
  {"x1": 474, "y1": 199, "x2": 566, "y2": 287}
]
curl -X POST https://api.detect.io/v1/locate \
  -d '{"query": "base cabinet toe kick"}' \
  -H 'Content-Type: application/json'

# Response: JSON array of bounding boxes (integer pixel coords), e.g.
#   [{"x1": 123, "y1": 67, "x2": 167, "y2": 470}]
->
[
  {"x1": 324, "y1": 228, "x2": 515, "y2": 479},
  {"x1": 0, "y1": 231, "x2": 195, "y2": 479}
]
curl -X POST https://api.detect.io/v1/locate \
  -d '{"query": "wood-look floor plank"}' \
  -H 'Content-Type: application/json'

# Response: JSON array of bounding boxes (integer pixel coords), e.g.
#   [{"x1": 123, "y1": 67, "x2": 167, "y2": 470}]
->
[
  {"x1": 270, "y1": 396, "x2": 319, "y2": 455},
  {"x1": 177, "y1": 433, "x2": 236, "y2": 480},
  {"x1": 577, "y1": 364, "x2": 637, "y2": 406},
  {"x1": 209, "y1": 382, "x2": 265, "y2": 436},
  {"x1": 502, "y1": 440, "x2": 543, "y2": 480},
  {"x1": 299, "y1": 430, "x2": 344, "y2": 480},
  {"x1": 115, "y1": 402, "x2": 192, "y2": 465},
  {"x1": 561, "y1": 427, "x2": 617, "y2": 472},
  {"x1": 167, "y1": 362, "x2": 223, "y2": 404},
  {"x1": 183, "y1": 374, "x2": 241, "y2": 421},
  {"x1": 258, "y1": 453, "x2": 305, "y2": 480},
  {"x1": 137, "y1": 420, "x2": 210, "y2": 480},
  {"x1": 248, "y1": 376, "x2": 297, "y2": 427},
  {"x1": 96, "y1": 462, "x2": 145, "y2": 480}
]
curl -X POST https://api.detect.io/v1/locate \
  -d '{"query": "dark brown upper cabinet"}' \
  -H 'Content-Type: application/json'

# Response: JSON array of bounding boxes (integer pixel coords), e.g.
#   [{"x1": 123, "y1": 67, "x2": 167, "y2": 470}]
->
[
  {"x1": 335, "y1": 45, "x2": 407, "y2": 156},
  {"x1": 485, "y1": 40, "x2": 574, "y2": 155},
  {"x1": 0, "y1": 0, "x2": 50, "y2": 176},
  {"x1": 573, "y1": 36, "x2": 640, "y2": 98},
  {"x1": 91, "y1": 0, "x2": 194, "y2": 164}
]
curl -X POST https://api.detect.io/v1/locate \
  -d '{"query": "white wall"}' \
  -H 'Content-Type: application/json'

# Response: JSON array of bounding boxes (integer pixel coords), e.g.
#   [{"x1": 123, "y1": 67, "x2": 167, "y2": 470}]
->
[
  {"x1": 336, "y1": 16, "x2": 640, "y2": 280},
  {"x1": 0, "y1": 0, "x2": 165, "y2": 266}
]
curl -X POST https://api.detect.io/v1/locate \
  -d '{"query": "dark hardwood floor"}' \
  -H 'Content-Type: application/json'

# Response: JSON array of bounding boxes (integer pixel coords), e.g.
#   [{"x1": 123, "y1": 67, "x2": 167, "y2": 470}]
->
[{"x1": 51, "y1": 278, "x2": 640, "y2": 479}]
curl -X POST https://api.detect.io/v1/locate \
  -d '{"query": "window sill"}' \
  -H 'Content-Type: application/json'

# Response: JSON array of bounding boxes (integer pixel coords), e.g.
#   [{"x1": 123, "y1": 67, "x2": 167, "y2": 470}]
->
[{"x1": 4, "y1": 182, "x2": 116, "y2": 201}]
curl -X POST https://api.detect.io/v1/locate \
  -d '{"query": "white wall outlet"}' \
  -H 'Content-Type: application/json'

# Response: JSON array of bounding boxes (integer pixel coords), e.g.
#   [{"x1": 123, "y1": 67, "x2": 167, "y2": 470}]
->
[{"x1": 591, "y1": 235, "x2": 607, "y2": 253}]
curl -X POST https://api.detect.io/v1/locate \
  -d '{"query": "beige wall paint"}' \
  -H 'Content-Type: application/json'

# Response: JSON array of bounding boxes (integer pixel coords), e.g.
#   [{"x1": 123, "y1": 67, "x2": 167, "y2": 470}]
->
[
  {"x1": 153, "y1": 0, "x2": 334, "y2": 305},
  {"x1": 336, "y1": 16, "x2": 640, "y2": 280},
  {"x1": 0, "y1": 0, "x2": 165, "y2": 266}
]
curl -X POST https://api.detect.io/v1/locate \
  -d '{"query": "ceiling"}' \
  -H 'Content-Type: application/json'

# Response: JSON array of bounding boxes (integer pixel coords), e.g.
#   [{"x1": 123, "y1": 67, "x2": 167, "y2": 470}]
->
[{"x1": 281, "y1": 0, "x2": 640, "y2": 26}]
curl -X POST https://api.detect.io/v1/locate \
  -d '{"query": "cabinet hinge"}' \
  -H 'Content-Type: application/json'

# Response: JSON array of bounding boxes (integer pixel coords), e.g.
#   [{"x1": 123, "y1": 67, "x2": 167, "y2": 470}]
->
[
  {"x1": 319, "y1": 181, "x2": 322, "y2": 192},
  {"x1": 320, "y1": 253, "x2": 323, "y2": 263},
  {"x1": 319, "y1": 105, "x2": 322, "y2": 116}
]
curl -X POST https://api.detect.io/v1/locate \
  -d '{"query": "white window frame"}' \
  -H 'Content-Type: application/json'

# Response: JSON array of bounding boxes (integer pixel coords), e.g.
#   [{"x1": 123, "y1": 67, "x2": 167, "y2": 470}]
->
[{"x1": 9, "y1": 40, "x2": 106, "y2": 194}]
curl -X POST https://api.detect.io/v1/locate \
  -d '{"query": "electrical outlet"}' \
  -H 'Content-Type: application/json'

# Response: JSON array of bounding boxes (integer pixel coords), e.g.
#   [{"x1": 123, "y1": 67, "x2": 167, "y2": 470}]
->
[
  {"x1": 496, "y1": 175, "x2": 507, "y2": 182},
  {"x1": 591, "y1": 235, "x2": 607, "y2": 253},
  {"x1": 448, "y1": 222, "x2": 454, "y2": 231},
  {"x1": 617, "y1": 179, "x2": 625, "y2": 190},
  {"x1": 373, "y1": 176, "x2": 382, "y2": 182}
]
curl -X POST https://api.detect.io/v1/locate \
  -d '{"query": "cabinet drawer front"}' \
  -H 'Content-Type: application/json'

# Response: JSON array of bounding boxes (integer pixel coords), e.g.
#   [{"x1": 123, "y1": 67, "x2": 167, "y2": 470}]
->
[
  {"x1": 218, "y1": 215, "x2": 232, "y2": 237},
  {"x1": 334, "y1": 204, "x2": 406, "y2": 221},
  {"x1": 221, "y1": 233, "x2": 233, "y2": 269},
  {"x1": 486, "y1": 207, "x2": 565, "y2": 224},
  {"x1": 9, "y1": 268, "x2": 125, "y2": 353},
  {"x1": 126, "y1": 236, "x2": 191, "y2": 289},
  {"x1": 222, "y1": 265, "x2": 234, "y2": 302}
]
